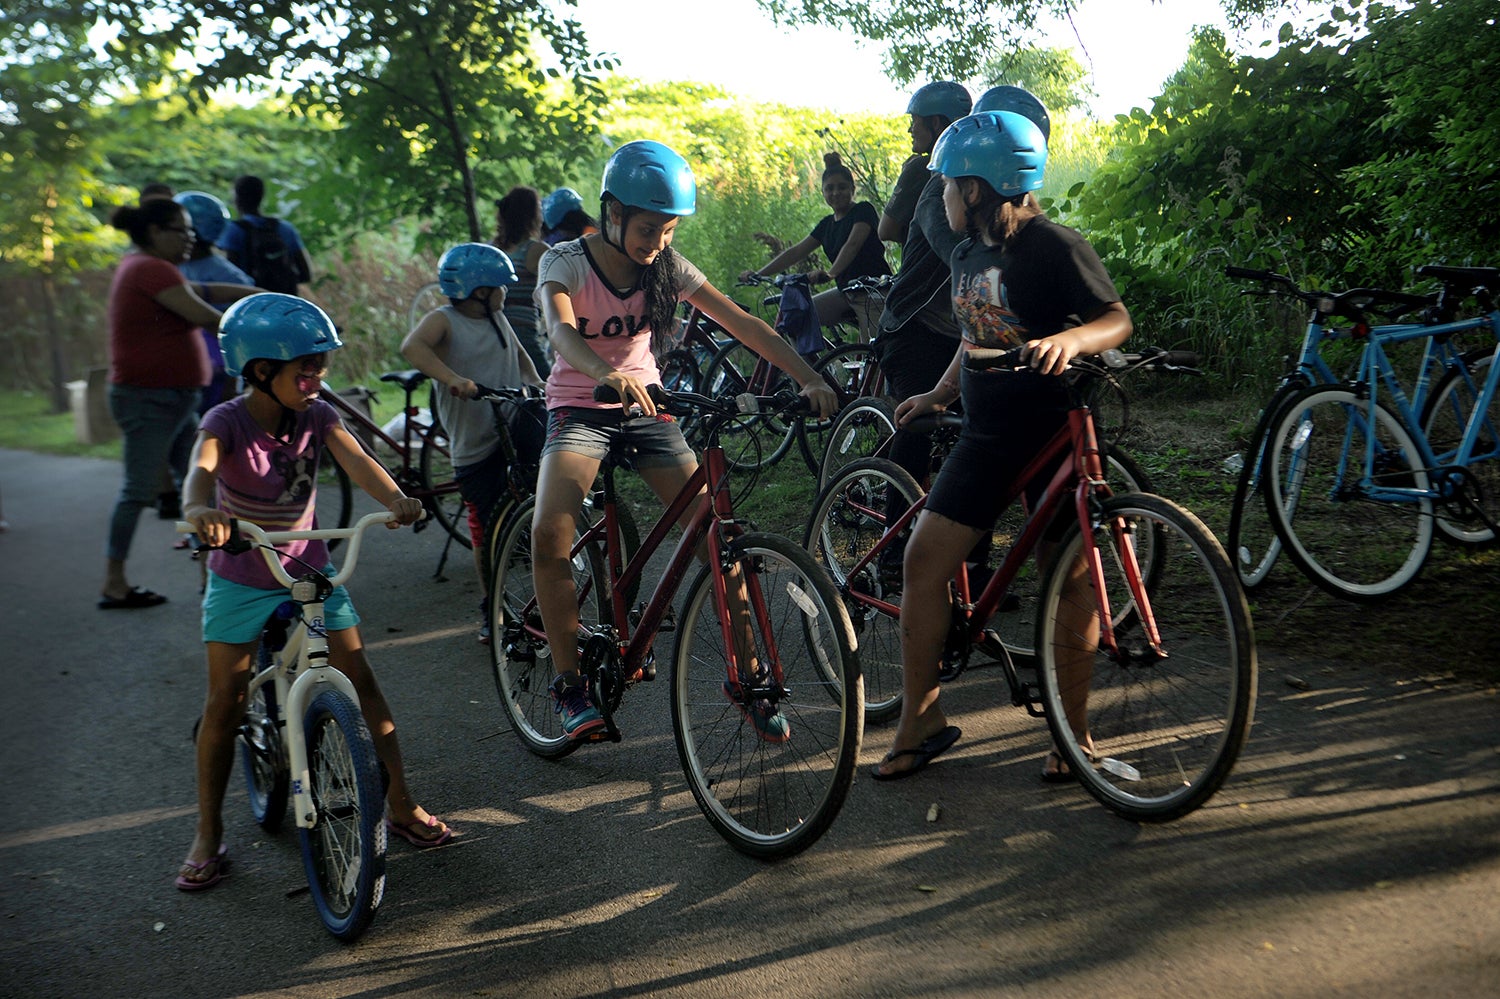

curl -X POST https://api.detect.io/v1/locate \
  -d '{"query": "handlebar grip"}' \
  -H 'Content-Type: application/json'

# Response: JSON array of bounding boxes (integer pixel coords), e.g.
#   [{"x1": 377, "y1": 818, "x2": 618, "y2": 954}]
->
[
  {"x1": 961, "y1": 346, "x2": 1029, "y2": 371},
  {"x1": 592, "y1": 383, "x2": 670, "y2": 406},
  {"x1": 1161, "y1": 350, "x2": 1201, "y2": 367},
  {"x1": 1225, "y1": 266, "x2": 1275, "y2": 281}
]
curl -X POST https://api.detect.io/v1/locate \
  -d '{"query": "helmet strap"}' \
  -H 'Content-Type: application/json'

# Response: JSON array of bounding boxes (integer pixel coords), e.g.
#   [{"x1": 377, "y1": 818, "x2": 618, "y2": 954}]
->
[
  {"x1": 480, "y1": 294, "x2": 509, "y2": 348},
  {"x1": 601, "y1": 198, "x2": 629, "y2": 255}
]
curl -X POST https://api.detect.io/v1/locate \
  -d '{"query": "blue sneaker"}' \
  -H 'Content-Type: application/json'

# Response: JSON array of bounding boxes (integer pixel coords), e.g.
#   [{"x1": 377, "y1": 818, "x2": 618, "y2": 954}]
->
[
  {"x1": 723, "y1": 669, "x2": 791, "y2": 743},
  {"x1": 551, "y1": 673, "x2": 604, "y2": 739}
]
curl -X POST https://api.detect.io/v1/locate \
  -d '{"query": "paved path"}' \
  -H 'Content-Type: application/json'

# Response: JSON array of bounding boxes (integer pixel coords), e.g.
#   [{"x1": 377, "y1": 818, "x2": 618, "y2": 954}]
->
[{"x1": 1, "y1": 447, "x2": 1496, "y2": 998}]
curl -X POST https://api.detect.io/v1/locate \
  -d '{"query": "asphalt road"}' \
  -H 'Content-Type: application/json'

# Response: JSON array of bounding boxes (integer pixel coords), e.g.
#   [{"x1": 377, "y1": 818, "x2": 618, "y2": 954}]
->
[{"x1": 2, "y1": 446, "x2": 1497, "y2": 998}]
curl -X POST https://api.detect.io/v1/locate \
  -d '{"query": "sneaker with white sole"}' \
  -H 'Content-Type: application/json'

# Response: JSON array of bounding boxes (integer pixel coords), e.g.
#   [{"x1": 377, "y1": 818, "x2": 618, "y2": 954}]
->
[
  {"x1": 551, "y1": 672, "x2": 604, "y2": 739},
  {"x1": 723, "y1": 668, "x2": 791, "y2": 743}
]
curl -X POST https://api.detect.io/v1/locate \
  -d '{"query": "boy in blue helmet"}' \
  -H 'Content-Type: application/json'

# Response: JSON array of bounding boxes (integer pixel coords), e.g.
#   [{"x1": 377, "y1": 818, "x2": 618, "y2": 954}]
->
[
  {"x1": 176, "y1": 294, "x2": 451, "y2": 891},
  {"x1": 871, "y1": 111, "x2": 1133, "y2": 783},
  {"x1": 532, "y1": 140, "x2": 837, "y2": 741},
  {"x1": 401, "y1": 242, "x2": 545, "y2": 644}
]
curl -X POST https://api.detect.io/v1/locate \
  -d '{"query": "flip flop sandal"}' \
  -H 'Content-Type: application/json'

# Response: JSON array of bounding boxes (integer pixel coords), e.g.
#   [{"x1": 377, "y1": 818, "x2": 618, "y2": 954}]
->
[
  {"x1": 175, "y1": 844, "x2": 230, "y2": 892},
  {"x1": 386, "y1": 815, "x2": 453, "y2": 848},
  {"x1": 98, "y1": 587, "x2": 168, "y2": 610}
]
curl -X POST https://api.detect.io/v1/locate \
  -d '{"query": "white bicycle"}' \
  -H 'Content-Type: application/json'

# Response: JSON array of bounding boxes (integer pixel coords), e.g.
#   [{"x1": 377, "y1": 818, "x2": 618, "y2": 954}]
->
[{"x1": 178, "y1": 511, "x2": 399, "y2": 941}]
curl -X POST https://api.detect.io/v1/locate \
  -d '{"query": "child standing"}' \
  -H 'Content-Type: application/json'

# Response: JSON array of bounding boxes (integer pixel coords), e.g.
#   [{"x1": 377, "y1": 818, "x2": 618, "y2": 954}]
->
[
  {"x1": 177, "y1": 294, "x2": 450, "y2": 892},
  {"x1": 870, "y1": 111, "x2": 1133, "y2": 782},
  {"x1": 401, "y1": 242, "x2": 545, "y2": 644},
  {"x1": 533, "y1": 140, "x2": 838, "y2": 740}
]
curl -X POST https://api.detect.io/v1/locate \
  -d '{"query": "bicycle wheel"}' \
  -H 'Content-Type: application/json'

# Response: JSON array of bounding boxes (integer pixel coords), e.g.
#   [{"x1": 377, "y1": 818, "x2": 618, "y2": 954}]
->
[
  {"x1": 671, "y1": 533, "x2": 862, "y2": 858},
  {"x1": 315, "y1": 459, "x2": 353, "y2": 552},
  {"x1": 239, "y1": 641, "x2": 289, "y2": 832},
  {"x1": 1264, "y1": 385, "x2": 1433, "y2": 600},
  {"x1": 990, "y1": 446, "x2": 1159, "y2": 660},
  {"x1": 407, "y1": 281, "x2": 445, "y2": 329},
  {"x1": 1421, "y1": 350, "x2": 1498, "y2": 545},
  {"x1": 489, "y1": 497, "x2": 610, "y2": 759},
  {"x1": 817, "y1": 397, "x2": 898, "y2": 491},
  {"x1": 418, "y1": 422, "x2": 472, "y2": 549},
  {"x1": 701, "y1": 339, "x2": 797, "y2": 471},
  {"x1": 1225, "y1": 382, "x2": 1307, "y2": 590},
  {"x1": 659, "y1": 347, "x2": 701, "y2": 393},
  {"x1": 805, "y1": 457, "x2": 924, "y2": 724},
  {"x1": 298, "y1": 688, "x2": 386, "y2": 941},
  {"x1": 1080, "y1": 370, "x2": 1129, "y2": 443},
  {"x1": 796, "y1": 342, "x2": 880, "y2": 475},
  {"x1": 1036, "y1": 493, "x2": 1256, "y2": 822}
]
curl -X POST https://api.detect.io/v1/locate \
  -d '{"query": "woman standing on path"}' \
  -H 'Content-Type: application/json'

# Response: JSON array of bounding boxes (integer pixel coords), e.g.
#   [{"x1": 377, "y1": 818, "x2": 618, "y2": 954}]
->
[{"x1": 99, "y1": 198, "x2": 257, "y2": 609}]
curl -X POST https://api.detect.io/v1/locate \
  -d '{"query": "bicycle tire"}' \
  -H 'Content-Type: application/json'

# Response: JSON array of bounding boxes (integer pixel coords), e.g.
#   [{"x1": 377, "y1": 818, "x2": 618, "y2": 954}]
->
[
  {"x1": 1036, "y1": 493, "x2": 1256, "y2": 822},
  {"x1": 990, "y1": 446, "x2": 1159, "y2": 660},
  {"x1": 1264, "y1": 385, "x2": 1433, "y2": 600},
  {"x1": 1225, "y1": 380, "x2": 1309, "y2": 590},
  {"x1": 315, "y1": 459, "x2": 353, "y2": 552},
  {"x1": 659, "y1": 347, "x2": 701, "y2": 394},
  {"x1": 1080, "y1": 370, "x2": 1130, "y2": 443},
  {"x1": 796, "y1": 342, "x2": 881, "y2": 475},
  {"x1": 239, "y1": 640, "x2": 289, "y2": 832},
  {"x1": 418, "y1": 421, "x2": 472, "y2": 549},
  {"x1": 1421, "y1": 350, "x2": 1498, "y2": 546},
  {"x1": 700, "y1": 339, "x2": 797, "y2": 471},
  {"x1": 817, "y1": 396, "x2": 898, "y2": 491},
  {"x1": 488, "y1": 497, "x2": 610, "y2": 759},
  {"x1": 804, "y1": 457, "x2": 925, "y2": 724},
  {"x1": 671, "y1": 532, "x2": 862, "y2": 858},
  {"x1": 298, "y1": 688, "x2": 386, "y2": 941},
  {"x1": 407, "y1": 281, "x2": 445, "y2": 330}
]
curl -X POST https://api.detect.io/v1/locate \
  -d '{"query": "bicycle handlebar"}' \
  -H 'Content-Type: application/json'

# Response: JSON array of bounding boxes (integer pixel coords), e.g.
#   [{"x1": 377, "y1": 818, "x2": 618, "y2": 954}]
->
[
  {"x1": 591, "y1": 382, "x2": 811, "y2": 419},
  {"x1": 176, "y1": 511, "x2": 399, "y2": 591},
  {"x1": 961, "y1": 345, "x2": 1202, "y2": 377},
  {"x1": 1225, "y1": 265, "x2": 1434, "y2": 322},
  {"x1": 472, "y1": 383, "x2": 543, "y2": 403}
]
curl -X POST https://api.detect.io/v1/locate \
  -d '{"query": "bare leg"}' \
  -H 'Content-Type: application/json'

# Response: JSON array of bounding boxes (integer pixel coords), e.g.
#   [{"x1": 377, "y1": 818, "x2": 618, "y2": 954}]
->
[
  {"x1": 874, "y1": 510, "x2": 983, "y2": 778},
  {"x1": 181, "y1": 641, "x2": 254, "y2": 882},
  {"x1": 531, "y1": 450, "x2": 603, "y2": 676},
  {"x1": 1041, "y1": 541, "x2": 1098, "y2": 779}
]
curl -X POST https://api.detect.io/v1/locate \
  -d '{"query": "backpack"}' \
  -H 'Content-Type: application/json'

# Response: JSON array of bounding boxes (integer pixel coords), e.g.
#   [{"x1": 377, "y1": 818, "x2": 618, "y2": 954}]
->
[{"x1": 232, "y1": 217, "x2": 304, "y2": 294}]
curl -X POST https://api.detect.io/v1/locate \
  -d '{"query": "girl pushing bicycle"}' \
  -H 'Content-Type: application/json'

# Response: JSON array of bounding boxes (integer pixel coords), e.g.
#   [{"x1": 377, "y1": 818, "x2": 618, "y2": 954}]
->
[
  {"x1": 532, "y1": 140, "x2": 838, "y2": 740},
  {"x1": 871, "y1": 111, "x2": 1134, "y2": 782},
  {"x1": 176, "y1": 294, "x2": 451, "y2": 891}
]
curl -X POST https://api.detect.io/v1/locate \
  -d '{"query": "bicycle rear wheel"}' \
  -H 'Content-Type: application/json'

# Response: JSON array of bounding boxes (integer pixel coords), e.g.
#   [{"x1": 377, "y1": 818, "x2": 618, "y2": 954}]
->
[
  {"x1": 315, "y1": 459, "x2": 353, "y2": 551},
  {"x1": 817, "y1": 396, "x2": 898, "y2": 491},
  {"x1": 1225, "y1": 383, "x2": 1303, "y2": 591},
  {"x1": 488, "y1": 497, "x2": 609, "y2": 759},
  {"x1": 1036, "y1": 493, "x2": 1256, "y2": 822},
  {"x1": 671, "y1": 533, "x2": 862, "y2": 858},
  {"x1": 1421, "y1": 350, "x2": 1498, "y2": 545},
  {"x1": 407, "y1": 281, "x2": 445, "y2": 329},
  {"x1": 239, "y1": 641, "x2": 289, "y2": 831},
  {"x1": 298, "y1": 688, "x2": 386, "y2": 941},
  {"x1": 805, "y1": 457, "x2": 924, "y2": 724},
  {"x1": 418, "y1": 422, "x2": 472, "y2": 549},
  {"x1": 796, "y1": 342, "x2": 881, "y2": 475},
  {"x1": 1264, "y1": 385, "x2": 1433, "y2": 600}
]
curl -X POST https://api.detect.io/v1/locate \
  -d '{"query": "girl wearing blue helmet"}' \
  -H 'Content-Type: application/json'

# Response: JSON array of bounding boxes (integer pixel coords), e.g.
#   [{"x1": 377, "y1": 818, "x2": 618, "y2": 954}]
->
[
  {"x1": 175, "y1": 294, "x2": 451, "y2": 889},
  {"x1": 531, "y1": 139, "x2": 838, "y2": 740},
  {"x1": 871, "y1": 111, "x2": 1133, "y2": 783},
  {"x1": 402, "y1": 243, "x2": 545, "y2": 643}
]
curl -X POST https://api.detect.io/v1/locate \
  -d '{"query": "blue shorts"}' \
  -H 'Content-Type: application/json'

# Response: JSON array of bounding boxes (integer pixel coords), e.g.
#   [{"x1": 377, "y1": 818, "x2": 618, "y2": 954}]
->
[
  {"x1": 542, "y1": 406, "x2": 695, "y2": 469},
  {"x1": 202, "y1": 569, "x2": 359, "y2": 645}
]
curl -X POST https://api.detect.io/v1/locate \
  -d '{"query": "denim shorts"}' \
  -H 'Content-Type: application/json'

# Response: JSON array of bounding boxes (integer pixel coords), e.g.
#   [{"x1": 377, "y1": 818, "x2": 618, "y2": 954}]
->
[
  {"x1": 202, "y1": 569, "x2": 359, "y2": 645},
  {"x1": 542, "y1": 406, "x2": 695, "y2": 469}
]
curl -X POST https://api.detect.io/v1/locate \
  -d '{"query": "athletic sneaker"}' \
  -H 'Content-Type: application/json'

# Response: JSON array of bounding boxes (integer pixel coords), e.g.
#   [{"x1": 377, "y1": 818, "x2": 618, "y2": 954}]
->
[
  {"x1": 723, "y1": 669, "x2": 791, "y2": 743},
  {"x1": 477, "y1": 622, "x2": 491, "y2": 646},
  {"x1": 551, "y1": 672, "x2": 604, "y2": 739}
]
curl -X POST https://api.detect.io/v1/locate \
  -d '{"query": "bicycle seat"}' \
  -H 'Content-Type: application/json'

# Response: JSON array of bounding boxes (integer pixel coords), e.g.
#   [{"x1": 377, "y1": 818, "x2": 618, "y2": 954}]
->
[
  {"x1": 903, "y1": 412, "x2": 963, "y2": 435},
  {"x1": 378, "y1": 369, "x2": 430, "y2": 394}
]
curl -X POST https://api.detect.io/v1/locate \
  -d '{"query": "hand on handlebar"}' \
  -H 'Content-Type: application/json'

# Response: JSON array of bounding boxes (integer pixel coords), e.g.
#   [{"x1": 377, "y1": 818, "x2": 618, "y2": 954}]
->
[
  {"x1": 1022, "y1": 336, "x2": 1082, "y2": 377},
  {"x1": 448, "y1": 377, "x2": 480, "y2": 400},
  {"x1": 894, "y1": 390, "x2": 951, "y2": 428},
  {"x1": 599, "y1": 370, "x2": 658, "y2": 417},
  {"x1": 798, "y1": 379, "x2": 839, "y2": 419},
  {"x1": 387, "y1": 496, "x2": 424, "y2": 528},
  {"x1": 184, "y1": 504, "x2": 234, "y2": 548}
]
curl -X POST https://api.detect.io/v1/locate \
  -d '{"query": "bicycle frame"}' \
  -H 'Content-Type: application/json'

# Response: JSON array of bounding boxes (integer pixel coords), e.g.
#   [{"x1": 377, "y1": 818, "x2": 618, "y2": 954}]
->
[{"x1": 839, "y1": 404, "x2": 1161, "y2": 670}]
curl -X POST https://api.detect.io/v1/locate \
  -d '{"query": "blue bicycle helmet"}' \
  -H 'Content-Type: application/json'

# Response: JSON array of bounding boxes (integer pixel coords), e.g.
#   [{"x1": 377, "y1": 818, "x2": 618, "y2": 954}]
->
[
  {"x1": 929, "y1": 110, "x2": 1047, "y2": 198},
  {"x1": 974, "y1": 85, "x2": 1052, "y2": 142},
  {"x1": 437, "y1": 242, "x2": 518, "y2": 299},
  {"x1": 906, "y1": 81, "x2": 973, "y2": 123},
  {"x1": 219, "y1": 293, "x2": 342, "y2": 378},
  {"x1": 541, "y1": 187, "x2": 585, "y2": 229},
  {"x1": 601, "y1": 140, "x2": 696, "y2": 216},
  {"x1": 173, "y1": 191, "x2": 231, "y2": 243}
]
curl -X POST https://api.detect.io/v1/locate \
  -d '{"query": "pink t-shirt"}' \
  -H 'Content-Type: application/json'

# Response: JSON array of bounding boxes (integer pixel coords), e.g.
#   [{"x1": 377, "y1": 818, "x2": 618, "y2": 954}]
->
[
  {"x1": 200, "y1": 396, "x2": 341, "y2": 589},
  {"x1": 537, "y1": 239, "x2": 705, "y2": 409},
  {"x1": 107, "y1": 253, "x2": 211, "y2": 389}
]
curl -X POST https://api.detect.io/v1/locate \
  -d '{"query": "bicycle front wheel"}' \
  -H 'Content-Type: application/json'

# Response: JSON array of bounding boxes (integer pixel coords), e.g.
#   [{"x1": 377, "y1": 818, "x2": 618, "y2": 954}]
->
[
  {"x1": 1225, "y1": 382, "x2": 1306, "y2": 590},
  {"x1": 239, "y1": 641, "x2": 289, "y2": 831},
  {"x1": 796, "y1": 342, "x2": 881, "y2": 475},
  {"x1": 418, "y1": 422, "x2": 472, "y2": 549},
  {"x1": 817, "y1": 396, "x2": 898, "y2": 491},
  {"x1": 1036, "y1": 493, "x2": 1256, "y2": 822},
  {"x1": 805, "y1": 457, "x2": 923, "y2": 724},
  {"x1": 701, "y1": 340, "x2": 797, "y2": 471},
  {"x1": 315, "y1": 458, "x2": 353, "y2": 551},
  {"x1": 1264, "y1": 385, "x2": 1433, "y2": 600},
  {"x1": 488, "y1": 497, "x2": 609, "y2": 759},
  {"x1": 672, "y1": 533, "x2": 863, "y2": 859},
  {"x1": 408, "y1": 281, "x2": 445, "y2": 329},
  {"x1": 298, "y1": 688, "x2": 386, "y2": 941}
]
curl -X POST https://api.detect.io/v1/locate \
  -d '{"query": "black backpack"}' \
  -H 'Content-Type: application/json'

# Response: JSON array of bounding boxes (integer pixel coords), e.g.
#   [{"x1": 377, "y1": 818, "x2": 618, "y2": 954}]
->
[{"x1": 233, "y1": 216, "x2": 305, "y2": 294}]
